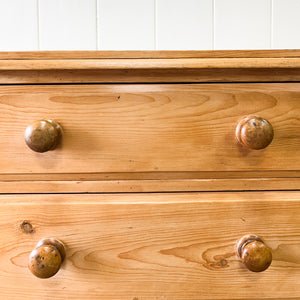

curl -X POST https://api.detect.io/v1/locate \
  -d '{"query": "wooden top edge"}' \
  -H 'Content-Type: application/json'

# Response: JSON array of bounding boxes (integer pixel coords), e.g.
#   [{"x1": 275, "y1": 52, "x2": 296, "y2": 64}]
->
[
  {"x1": 1, "y1": 50, "x2": 299, "y2": 83},
  {"x1": 1, "y1": 57, "x2": 300, "y2": 71},
  {"x1": 0, "y1": 50, "x2": 300, "y2": 60}
]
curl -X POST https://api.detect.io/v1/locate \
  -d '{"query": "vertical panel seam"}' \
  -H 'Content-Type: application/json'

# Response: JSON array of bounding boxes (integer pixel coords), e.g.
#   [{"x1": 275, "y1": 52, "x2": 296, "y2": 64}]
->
[
  {"x1": 212, "y1": 0, "x2": 215, "y2": 50},
  {"x1": 154, "y1": 0, "x2": 157, "y2": 50},
  {"x1": 37, "y1": 0, "x2": 40, "y2": 50},
  {"x1": 270, "y1": 0, "x2": 274, "y2": 48},
  {"x1": 96, "y1": 0, "x2": 99, "y2": 50}
]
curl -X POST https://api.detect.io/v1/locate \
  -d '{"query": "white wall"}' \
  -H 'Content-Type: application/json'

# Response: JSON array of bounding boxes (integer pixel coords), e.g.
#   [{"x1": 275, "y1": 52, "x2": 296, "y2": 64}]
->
[{"x1": 0, "y1": 0, "x2": 299, "y2": 51}]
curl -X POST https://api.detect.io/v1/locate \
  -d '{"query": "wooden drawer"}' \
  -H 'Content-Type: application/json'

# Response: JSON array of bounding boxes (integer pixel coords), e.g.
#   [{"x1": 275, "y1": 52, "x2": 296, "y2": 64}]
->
[
  {"x1": 1, "y1": 192, "x2": 299, "y2": 299},
  {"x1": 0, "y1": 83, "x2": 299, "y2": 179}
]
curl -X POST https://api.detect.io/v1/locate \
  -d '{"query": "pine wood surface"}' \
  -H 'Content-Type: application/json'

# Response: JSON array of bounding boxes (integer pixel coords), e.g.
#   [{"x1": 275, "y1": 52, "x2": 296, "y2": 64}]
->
[
  {"x1": 0, "y1": 171, "x2": 299, "y2": 193},
  {"x1": 0, "y1": 178, "x2": 299, "y2": 193},
  {"x1": 0, "y1": 51, "x2": 298, "y2": 299},
  {"x1": 0, "y1": 50, "x2": 299, "y2": 84},
  {"x1": 1, "y1": 58, "x2": 300, "y2": 70},
  {"x1": 0, "y1": 49, "x2": 299, "y2": 59},
  {"x1": 0, "y1": 192, "x2": 299, "y2": 299},
  {"x1": 2, "y1": 68, "x2": 300, "y2": 84},
  {"x1": 0, "y1": 170, "x2": 299, "y2": 181},
  {"x1": 0, "y1": 83, "x2": 298, "y2": 179}
]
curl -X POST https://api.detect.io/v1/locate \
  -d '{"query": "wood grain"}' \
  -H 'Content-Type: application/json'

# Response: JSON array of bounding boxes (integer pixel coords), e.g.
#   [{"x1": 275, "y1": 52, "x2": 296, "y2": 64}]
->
[
  {"x1": 0, "y1": 51, "x2": 299, "y2": 83},
  {"x1": 0, "y1": 178, "x2": 299, "y2": 193},
  {"x1": 0, "y1": 192, "x2": 299, "y2": 299},
  {"x1": 1, "y1": 58, "x2": 300, "y2": 70},
  {"x1": 1, "y1": 68, "x2": 300, "y2": 84},
  {"x1": 0, "y1": 49, "x2": 299, "y2": 59},
  {"x1": 0, "y1": 170, "x2": 299, "y2": 181},
  {"x1": 0, "y1": 83, "x2": 298, "y2": 179}
]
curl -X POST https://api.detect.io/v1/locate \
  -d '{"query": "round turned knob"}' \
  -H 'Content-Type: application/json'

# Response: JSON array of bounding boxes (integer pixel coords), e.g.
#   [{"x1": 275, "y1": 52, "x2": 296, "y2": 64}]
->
[
  {"x1": 236, "y1": 116, "x2": 274, "y2": 150},
  {"x1": 237, "y1": 234, "x2": 272, "y2": 272},
  {"x1": 25, "y1": 120, "x2": 62, "y2": 153},
  {"x1": 29, "y1": 238, "x2": 65, "y2": 278}
]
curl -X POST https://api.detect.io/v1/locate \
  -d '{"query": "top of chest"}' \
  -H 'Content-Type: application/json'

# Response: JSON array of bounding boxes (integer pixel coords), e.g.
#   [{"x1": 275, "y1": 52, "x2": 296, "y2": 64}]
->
[{"x1": 0, "y1": 50, "x2": 299, "y2": 84}]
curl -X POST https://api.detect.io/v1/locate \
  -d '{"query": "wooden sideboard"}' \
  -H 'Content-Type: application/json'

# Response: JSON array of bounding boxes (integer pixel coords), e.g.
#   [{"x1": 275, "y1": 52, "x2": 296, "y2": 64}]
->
[{"x1": 0, "y1": 50, "x2": 299, "y2": 299}]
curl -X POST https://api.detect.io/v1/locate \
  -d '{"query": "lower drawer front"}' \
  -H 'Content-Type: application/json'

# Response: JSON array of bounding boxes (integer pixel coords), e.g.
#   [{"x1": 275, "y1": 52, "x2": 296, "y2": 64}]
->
[{"x1": 1, "y1": 192, "x2": 299, "y2": 299}]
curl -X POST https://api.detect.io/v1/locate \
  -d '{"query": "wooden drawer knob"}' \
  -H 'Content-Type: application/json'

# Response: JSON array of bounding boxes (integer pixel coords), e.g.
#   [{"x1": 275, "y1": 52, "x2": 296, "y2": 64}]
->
[
  {"x1": 25, "y1": 120, "x2": 62, "y2": 153},
  {"x1": 237, "y1": 234, "x2": 272, "y2": 272},
  {"x1": 236, "y1": 116, "x2": 274, "y2": 150},
  {"x1": 29, "y1": 238, "x2": 65, "y2": 278}
]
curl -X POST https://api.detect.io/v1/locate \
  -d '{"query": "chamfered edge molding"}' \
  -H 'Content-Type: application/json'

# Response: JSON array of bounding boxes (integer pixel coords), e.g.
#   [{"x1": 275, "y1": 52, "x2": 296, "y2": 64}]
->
[{"x1": 0, "y1": 50, "x2": 299, "y2": 83}]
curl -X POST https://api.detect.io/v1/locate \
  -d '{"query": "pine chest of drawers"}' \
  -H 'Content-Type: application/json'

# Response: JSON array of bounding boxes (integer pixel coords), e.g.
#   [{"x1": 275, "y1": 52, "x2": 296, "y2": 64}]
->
[{"x1": 0, "y1": 50, "x2": 299, "y2": 299}]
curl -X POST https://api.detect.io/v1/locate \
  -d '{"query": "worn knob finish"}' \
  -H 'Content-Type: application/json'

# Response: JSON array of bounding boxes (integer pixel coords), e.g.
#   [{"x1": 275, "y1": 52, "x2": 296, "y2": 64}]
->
[
  {"x1": 237, "y1": 234, "x2": 272, "y2": 272},
  {"x1": 236, "y1": 116, "x2": 274, "y2": 150},
  {"x1": 25, "y1": 120, "x2": 62, "y2": 153},
  {"x1": 29, "y1": 238, "x2": 65, "y2": 278}
]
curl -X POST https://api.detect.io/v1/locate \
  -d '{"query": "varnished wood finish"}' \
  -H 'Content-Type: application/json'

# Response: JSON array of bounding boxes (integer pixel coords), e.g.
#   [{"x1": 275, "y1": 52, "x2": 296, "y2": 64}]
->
[
  {"x1": 0, "y1": 170, "x2": 299, "y2": 193},
  {"x1": 0, "y1": 50, "x2": 300, "y2": 59},
  {"x1": 0, "y1": 84, "x2": 298, "y2": 181},
  {"x1": 0, "y1": 177, "x2": 299, "y2": 193},
  {"x1": 0, "y1": 51, "x2": 299, "y2": 299},
  {"x1": 0, "y1": 50, "x2": 299, "y2": 83},
  {"x1": 2, "y1": 68, "x2": 300, "y2": 84},
  {"x1": 236, "y1": 116, "x2": 274, "y2": 150},
  {"x1": 29, "y1": 238, "x2": 65, "y2": 278},
  {"x1": 237, "y1": 235, "x2": 272, "y2": 272},
  {"x1": 0, "y1": 192, "x2": 299, "y2": 299},
  {"x1": 0, "y1": 170, "x2": 299, "y2": 181},
  {"x1": 1, "y1": 58, "x2": 300, "y2": 70},
  {"x1": 25, "y1": 120, "x2": 62, "y2": 153}
]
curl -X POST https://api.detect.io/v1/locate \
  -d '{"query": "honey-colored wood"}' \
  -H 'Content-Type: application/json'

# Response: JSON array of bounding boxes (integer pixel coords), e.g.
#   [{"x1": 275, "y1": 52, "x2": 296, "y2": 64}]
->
[
  {"x1": 0, "y1": 178, "x2": 299, "y2": 193},
  {"x1": 0, "y1": 50, "x2": 299, "y2": 84},
  {"x1": 0, "y1": 170, "x2": 299, "y2": 193},
  {"x1": 0, "y1": 192, "x2": 299, "y2": 299},
  {"x1": 29, "y1": 238, "x2": 65, "y2": 278},
  {"x1": 237, "y1": 235, "x2": 272, "y2": 272},
  {"x1": 0, "y1": 84, "x2": 298, "y2": 179},
  {"x1": 0, "y1": 51, "x2": 298, "y2": 299},
  {"x1": 25, "y1": 120, "x2": 62, "y2": 153},
  {"x1": 1, "y1": 58, "x2": 300, "y2": 70},
  {"x1": 0, "y1": 50, "x2": 300, "y2": 59},
  {"x1": 2, "y1": 68, "x2": 300, "y2": 84},
  {"x1": 236, "y1": 116, "x2": 274, "y2": 150},
  {"x1": 0, "y1": 170, "x2": 299, "y2": 181}
]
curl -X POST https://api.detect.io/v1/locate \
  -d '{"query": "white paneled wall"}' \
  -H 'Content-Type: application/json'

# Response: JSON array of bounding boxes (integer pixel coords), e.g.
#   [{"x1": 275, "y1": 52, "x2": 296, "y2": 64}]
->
[
  {"x1": 214, "y1": 0, "x2": 271, "y2": 50},
  {"x1": 156, "y1": 0, "x2": 213, "y2": 50},
  {"x1": 0, "y1": 0, "x2": 299, "y2": 51},
  {"x1": 0, "y1": 0, "x2": 38, "y2": 51},
  {"x1": 273, "y1": 0, "x2": 300, "y2": 49},
  {"x1": 39, "y1": 0, "x2": 97, "y2": 50},
  {"x1": 99, "y1": 0, "x2": 155, "y2": 50}
]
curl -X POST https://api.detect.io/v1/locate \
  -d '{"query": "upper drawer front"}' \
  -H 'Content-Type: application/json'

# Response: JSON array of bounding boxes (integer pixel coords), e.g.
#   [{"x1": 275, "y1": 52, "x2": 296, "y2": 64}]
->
[
  {"x1": 1, "y1": 83, "x2": 299, "y2": 175},
  {"x1": 1, "y1": 192, "x2": 299, "y2": 299}
]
